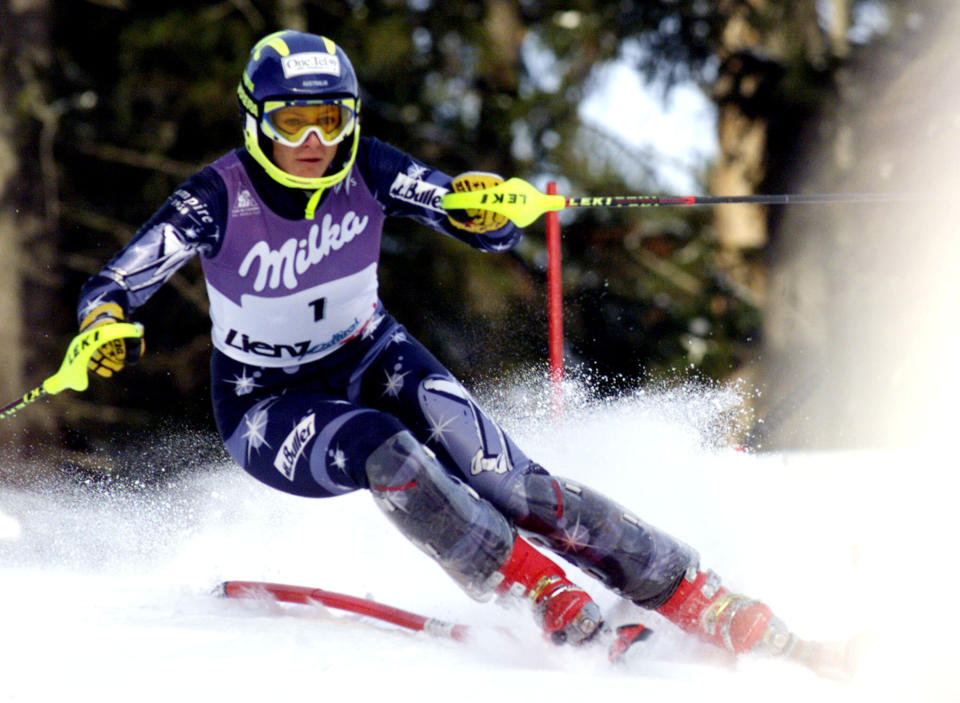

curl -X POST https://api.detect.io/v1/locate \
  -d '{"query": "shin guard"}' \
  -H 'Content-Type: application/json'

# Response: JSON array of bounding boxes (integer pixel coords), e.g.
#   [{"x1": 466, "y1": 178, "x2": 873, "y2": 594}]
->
[
  {"x1": 509, "y1": 473, "x2": 698, "y2": 608},
  {"x1": 365, "y1": 431, "x2": 515, "y2": 598}
]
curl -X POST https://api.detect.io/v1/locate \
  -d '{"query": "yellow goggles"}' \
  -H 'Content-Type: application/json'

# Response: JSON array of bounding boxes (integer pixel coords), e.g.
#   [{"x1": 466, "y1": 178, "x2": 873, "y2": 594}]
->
[{"x1": 262, "y1": 99, "x2": 358, "y2": 147}]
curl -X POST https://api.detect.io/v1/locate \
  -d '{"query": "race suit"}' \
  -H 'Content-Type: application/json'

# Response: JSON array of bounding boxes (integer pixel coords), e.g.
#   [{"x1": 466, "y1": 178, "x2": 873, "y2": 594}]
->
[{"x1": 77, "y1": 139, "x2": 696, "y2": 607}]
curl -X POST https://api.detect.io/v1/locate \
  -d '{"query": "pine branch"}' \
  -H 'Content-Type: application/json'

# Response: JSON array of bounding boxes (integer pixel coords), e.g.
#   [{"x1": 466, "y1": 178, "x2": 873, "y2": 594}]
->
[{"x1": 72, "y1": 142, "x2": 197, "y2": 180}]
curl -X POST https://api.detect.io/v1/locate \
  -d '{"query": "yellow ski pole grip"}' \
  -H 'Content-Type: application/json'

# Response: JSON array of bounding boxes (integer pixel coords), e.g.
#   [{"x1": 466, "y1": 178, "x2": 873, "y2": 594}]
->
[
  {"x1": 1, "y1": 322, "x2": 144, "y2": 421},
  {"x1": 42, "y1": 322, "x2": 145, "y2": 395},
  {"x1": 442, "y1": 177, "x2": 567, "y2": 228}
]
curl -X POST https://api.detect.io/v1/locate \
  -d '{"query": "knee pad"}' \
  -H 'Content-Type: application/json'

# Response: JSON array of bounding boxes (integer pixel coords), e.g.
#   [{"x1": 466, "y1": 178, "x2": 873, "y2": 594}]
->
[
  {"x1": 365, "y1": 431, "x2": 515, "y2": 598},
  {"x1": 417, "y1": 374, "x2": 530, "y2": 483},
  {"x1": 512, "y1": 473, "x2": 698, "y2": 608}
]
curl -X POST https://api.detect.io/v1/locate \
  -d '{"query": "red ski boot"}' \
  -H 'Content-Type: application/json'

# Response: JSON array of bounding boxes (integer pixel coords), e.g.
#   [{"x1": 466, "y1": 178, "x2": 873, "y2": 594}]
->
[
  {"x1": 657, "y1": 569, "x2": 793, "y2": 655},
  {"x1": 494, "y1": 536, "x2": 602, "y2": 645}
]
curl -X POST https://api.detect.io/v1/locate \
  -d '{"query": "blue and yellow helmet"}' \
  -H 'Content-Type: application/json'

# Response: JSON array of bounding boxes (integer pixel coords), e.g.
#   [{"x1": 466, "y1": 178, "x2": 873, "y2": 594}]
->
[{"x1": 238, "y1": 31, "x2": 361, "y2": 193}]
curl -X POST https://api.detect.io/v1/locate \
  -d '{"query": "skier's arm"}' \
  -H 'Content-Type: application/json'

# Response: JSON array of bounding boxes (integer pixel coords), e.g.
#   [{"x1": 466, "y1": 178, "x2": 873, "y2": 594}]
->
[
  {"x1": 359, "y1": 137, "x2": 522, "y2": 252},
  {"x1": 76, "y1": 167, "x2": 227, "y2": 375}
]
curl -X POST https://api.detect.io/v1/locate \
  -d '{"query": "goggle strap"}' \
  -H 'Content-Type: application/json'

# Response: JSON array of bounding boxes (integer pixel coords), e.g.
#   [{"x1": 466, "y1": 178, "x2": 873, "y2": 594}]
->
[{"x1": 262, "y1": 97, "x2": 358, "y2": 112}]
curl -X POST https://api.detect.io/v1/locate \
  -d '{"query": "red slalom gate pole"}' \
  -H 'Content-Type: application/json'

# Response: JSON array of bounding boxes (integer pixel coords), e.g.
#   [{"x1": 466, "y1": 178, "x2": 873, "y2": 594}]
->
[{"x1": 546, "y1": 182, "x2": 564, "y2": 415}]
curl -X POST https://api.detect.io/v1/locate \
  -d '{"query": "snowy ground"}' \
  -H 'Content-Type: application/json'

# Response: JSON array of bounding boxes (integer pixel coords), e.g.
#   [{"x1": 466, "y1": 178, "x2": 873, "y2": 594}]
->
[{"x1": 1, "y1": 379, "x2": 956, "y2": 703}]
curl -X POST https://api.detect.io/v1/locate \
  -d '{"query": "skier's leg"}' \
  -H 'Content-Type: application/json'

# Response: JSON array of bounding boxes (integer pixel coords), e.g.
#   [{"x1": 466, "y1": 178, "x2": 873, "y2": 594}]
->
[
  {"x1": 212, "y1": 336, "x2": 602, "y2": 644},
  {"x1": 351, "y1": 319, "x2": 539, "y2": 497},
  {"x1": 508, "y1": 472, "x2": 796, "y2": 655},
  {"x1": 352, "y1": 322, "x2": 791, "y2": 652},
  {"x1": 507, "y1": 472, "x2": 697, "y2": 606},
  {"x1": 210, "y1": 349, "x2": 393, "y2": 497},
  {"x1": 216, "y1": 391, "x2": 401, "y2": 497},
  {"x1": 364, "y1": 430, "x2": 601, "y2": 643},
  {"x1": 364, "y1": 429, "x2": 514, "y2": 596}
]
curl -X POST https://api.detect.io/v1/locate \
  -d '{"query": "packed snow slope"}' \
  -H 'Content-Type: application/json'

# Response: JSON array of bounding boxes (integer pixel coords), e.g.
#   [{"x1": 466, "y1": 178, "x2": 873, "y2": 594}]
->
[{"x1": 1, "y1": 379, "x2": 955, "y2": 702}]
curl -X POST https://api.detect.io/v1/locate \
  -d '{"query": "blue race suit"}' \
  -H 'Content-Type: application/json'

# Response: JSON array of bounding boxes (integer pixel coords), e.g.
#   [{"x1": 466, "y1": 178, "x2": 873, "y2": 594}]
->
[{"x1": 78, "y1": 139, "x2": 696, "y2": 607}]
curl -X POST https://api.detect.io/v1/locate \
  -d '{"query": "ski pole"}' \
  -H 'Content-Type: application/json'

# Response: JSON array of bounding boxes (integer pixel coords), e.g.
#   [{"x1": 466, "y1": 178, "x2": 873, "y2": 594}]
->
[
  {"x1": 0, "y1": 322, "x2": 144, "y2": 420},
  {"x1": 441, "y1": 177, "x2": 917, "y2": 228}
]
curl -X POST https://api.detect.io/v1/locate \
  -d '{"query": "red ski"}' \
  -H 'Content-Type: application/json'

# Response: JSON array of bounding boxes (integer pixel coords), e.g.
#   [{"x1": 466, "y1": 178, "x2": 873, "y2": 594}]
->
[
  {"x1": 219, "y1": 579, "x2": 652, "y2": 662},
  {"x1": 219, "y1": 580, "x2": 471, "y2": 641},
  {"x1": 220, "y1": 580, "x2": 860, "y2": 678}
]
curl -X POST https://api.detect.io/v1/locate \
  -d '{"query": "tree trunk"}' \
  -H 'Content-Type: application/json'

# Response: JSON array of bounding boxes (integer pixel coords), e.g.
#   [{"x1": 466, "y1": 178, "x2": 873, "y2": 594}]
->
[
  {"x1": 825, "y1": 0, "x2": 850, "y2": 59},
  {"x1": 481, "y1": 0, "x2": 525, "y2": 93},
  {"x1": 711, "y1": 0, "x2": 770, "y2": 256},
  {"x1": 0, "y1": 0, "x2": 51, "y2": 446},
  {"x1": 276, "y1": 0, "x2": 306, "y2": 31}
]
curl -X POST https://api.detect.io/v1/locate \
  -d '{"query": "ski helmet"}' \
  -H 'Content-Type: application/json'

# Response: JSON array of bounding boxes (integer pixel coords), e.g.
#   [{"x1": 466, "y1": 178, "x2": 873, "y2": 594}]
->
[{"x1": 238, "y1": 30, "x2": 361, "y2": 197}]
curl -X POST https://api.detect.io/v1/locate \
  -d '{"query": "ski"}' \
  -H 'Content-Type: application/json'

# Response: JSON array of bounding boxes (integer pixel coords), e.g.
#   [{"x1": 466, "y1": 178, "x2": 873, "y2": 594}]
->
[
  {"x1": 219, "y1": 579, "x2": 658, "y2": 664},
  {"x1": 218, "y1": 580, "x2": 860, "y2": 678},
  {"x1": 219, "y1": 580, "x2": 471, "y2": 641},
  {"x1": 781, "y1": 633, "x2": 870, "y2": 682},
  {"x1": 607, "y1": 623, "x2": 654, "y2": 662}
]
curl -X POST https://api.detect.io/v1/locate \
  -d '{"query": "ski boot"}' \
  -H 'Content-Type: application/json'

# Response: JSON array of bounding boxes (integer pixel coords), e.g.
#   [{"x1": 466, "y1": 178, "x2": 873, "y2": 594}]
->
[
  {"x1": 494, "y1": 535, "x2": 602, "y2": 645},
  {"x1": 656, "y1": 569, "x2": 792, "y2": 655},
  {"x1": 657, "y1": 569, "x2": 865, "y2": 679}
]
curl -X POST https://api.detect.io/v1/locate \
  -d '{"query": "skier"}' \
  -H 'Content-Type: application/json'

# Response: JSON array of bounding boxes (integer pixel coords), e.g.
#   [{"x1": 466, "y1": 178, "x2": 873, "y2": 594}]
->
[{"x1": 78, "y1": 30, "x2": 818, "y2": 665}]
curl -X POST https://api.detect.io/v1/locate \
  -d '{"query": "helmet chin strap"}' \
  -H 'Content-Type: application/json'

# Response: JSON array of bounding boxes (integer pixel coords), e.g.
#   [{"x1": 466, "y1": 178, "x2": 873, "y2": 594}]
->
[
  {"x1": 244, "y1": 114, "x2": 361, "y2": 219},
  {"x1": 305, "y1": 186, "x2": 326, "y2": 220}
]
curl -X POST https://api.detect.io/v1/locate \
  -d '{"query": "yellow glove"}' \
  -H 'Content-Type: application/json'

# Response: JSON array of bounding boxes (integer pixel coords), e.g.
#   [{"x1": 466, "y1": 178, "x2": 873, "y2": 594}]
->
[
  {"x1": 447, "y1": 172, "x2": 511, "y2": 234},
  {"x1": 78, "y1": 302, "x2": 145, "y2": 378}
]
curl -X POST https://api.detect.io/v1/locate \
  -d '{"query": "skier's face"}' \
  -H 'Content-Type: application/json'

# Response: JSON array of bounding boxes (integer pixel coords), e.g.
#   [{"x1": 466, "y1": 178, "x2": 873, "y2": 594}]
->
[{"x1": 271, "y1": 132, "x2": 337, "y2": 179}]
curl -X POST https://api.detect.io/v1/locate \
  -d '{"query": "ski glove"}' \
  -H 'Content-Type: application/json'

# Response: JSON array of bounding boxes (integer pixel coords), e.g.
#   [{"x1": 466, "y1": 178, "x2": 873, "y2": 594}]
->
[
  {"x1": 78, "y1": 302, "x2": 144, "y2": 378},
  {"x1": 447, "y1": 171, "x2": 511, "y2": 234}
]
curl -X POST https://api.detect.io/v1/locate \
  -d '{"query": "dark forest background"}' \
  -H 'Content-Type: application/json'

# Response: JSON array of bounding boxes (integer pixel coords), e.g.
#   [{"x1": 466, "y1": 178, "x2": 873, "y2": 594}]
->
[{"x1": 1, "y1": 0, "x2": 952, "y2": 477}]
